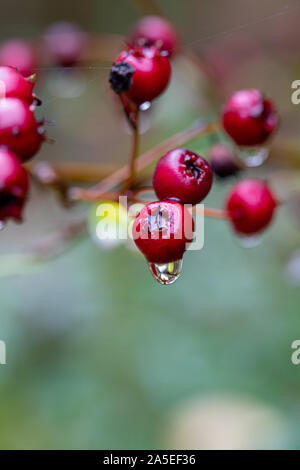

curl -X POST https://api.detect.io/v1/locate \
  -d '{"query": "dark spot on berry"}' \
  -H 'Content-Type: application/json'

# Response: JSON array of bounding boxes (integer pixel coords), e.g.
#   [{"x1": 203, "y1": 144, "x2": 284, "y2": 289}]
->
[
  {"x1": 109, "y1": 62, "x2": 135, "y2": 95},
  {"x1": 183, "y1": 155, "x2": 202, "y2": 179}
]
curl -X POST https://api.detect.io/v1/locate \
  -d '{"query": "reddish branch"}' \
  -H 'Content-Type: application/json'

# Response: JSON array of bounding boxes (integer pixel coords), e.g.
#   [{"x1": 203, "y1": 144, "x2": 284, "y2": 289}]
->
[{"x1": 69, "y1": 120, "x2": 220, "y2": 202}]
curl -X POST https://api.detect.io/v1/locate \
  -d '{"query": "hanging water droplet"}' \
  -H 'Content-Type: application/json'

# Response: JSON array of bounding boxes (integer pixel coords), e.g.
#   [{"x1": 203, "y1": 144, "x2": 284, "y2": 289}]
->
[
  {"x1": 238, "y1": 234, "x2": 263, "y2": 248},
  {"x1": 148, "y1": 259, "x2": 183, "y2": 285},
  {"x1": 139, "y1": 101, "x2": 151, "y2": 111},
  {"x1": 239, "y1": 146, "x2": 269, "y2": 167}
]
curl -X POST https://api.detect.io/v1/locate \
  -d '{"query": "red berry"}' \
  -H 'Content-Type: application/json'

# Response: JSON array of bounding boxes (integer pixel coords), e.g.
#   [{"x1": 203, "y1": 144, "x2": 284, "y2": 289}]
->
[
  {"x1": 0, "y1": 147, "x2": 29, "y2": 222},
  {"x1": 153, "y1": 149, "x2": 213, "y2": 205},
  {"x1": 109, "y1": 47, "x2": 171, "y2": 105},
  {"x1": 0, "y1": 97, "x2": 45, "y2": 162},
  {"x1": 0, "y1": 66, "x2": 35, "y2": 105},
  {"x1": 132, "y1": 200, "x2": 194, "y2": 263},
  {"x1": 222, "y1": 89, "x2": 278, "y2": 146},
  {"x1": 226, "y1": 179, "x2": 277, "y2": 235},
  {"x1": 128, "y1": 15, "x2": 179, "y2": 58},
  {"x1": 44, "y1": 22, "x2": 86, "y2": 67},
  {"x1": 208, "y1": 143, "x2": 241, "y2": 178},
  {"x1": 0, "y1": 39, "x2": 36, "y2": 77}
]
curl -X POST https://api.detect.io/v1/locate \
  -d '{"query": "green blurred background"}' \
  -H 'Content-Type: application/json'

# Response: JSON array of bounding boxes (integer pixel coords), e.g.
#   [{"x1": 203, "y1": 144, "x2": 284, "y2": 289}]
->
[{"x1": 0, "y1": 0, "x2": 300, "y2": 449}]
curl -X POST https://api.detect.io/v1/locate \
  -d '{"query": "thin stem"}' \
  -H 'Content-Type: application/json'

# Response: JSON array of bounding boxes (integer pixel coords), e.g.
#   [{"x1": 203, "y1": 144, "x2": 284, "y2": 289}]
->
[
  {"x1": 68, "y1": 185, "x2": 230, "y2": 222},
  {"x1": 69, "y1": 120, "x2": 220, "y2": 202},
  {"x1": 133, "y1": 186, "x2": 154, "y2": 196},
  {"x1": 68, "y1": 189, "x2": 123, "y2": 203},
  {"x1": 123, "y1": 109, "x2": 139, "y2": 192},
  {"x1": 26, "y1": 161, "x2": 120, "y2": 183},
  {"x1": 203, "y1": 208, "x2": 229, "y2": 219},
  {"x1": 119, "y1": 95, "x2": 139, "y2": 130}
]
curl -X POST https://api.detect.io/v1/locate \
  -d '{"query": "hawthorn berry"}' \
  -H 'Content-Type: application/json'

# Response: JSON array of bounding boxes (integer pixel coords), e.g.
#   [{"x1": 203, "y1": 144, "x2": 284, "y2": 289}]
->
[
  {"x1": 153, "y1": 149, "x2": 213, "y2": 205},
  {"x1": 0, "y1": 97, "x2": 45, "y2": 162},
  {"x1": 226, "y1": 178, "x2": 277, "y2": 235},
  {"x1": 109, "y1": 46, "x2": 171, "y2": 105},
  {"x1": 0, "y1": 39, "x2": 36, "y2": 77},
  {"x1": 0, "y1": 147, "x2": 29, "y2": 222},
  {"x1": 222, "y1": 89, "x2": 278, "y2": 147},
  {"x1": 0, "y1": 66, "x2": 36, "y2": 105},
  {"x1": 208, "y1": 143, "x2": 241, "y2": 178},
  {"x1": 132, "y1": 200, "x2": 194, "y2": 264},
  {"x1": 128, "y1": 15, "x2": 179, "y2": 58},
  {"x1": 44, "y1": 22, "x2": 86, "y2": 67}
]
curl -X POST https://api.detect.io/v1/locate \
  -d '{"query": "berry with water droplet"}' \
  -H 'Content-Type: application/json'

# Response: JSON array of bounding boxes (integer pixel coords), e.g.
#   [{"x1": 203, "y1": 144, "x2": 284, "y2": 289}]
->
[
  {"x1": 0, "y1": 147, "x2": 29, "y2": 222},
  {"x1": 153, "y1": 148, "x2": 213, "y2": 205},
  {"x1": 44, "y1": 22, "x2": 86, "y2": 67},
  {"x1": 149, "y1": 259, "x2": 183, "y2": 285},
  {"x1": 0, "y1": 66, "x2": 36, "y2": 104},
  {"x1": 128, "y1": 15, "x2": 180, "y2": 58},
  {"x1": 222, "y1": 89, "x2": 278, "y2": 146},
  {"x1": 109, "y1": 46, "x2": 171, "y2": 105},
  {"x1": 226, "y1": 178, "x2": 277, "y2": 235},
  {"x1": 0, "y1": 97, "x2": 45, "y2": 161},
  {"x1": 208, "y1": 143, "x2": 241, "y2": 178},
  {"x1": 0, "y1": 39, "x2": 36, "y2": 77},
  {"x1": 132, "y1": 200, "x2": 194, "y2": 264}
]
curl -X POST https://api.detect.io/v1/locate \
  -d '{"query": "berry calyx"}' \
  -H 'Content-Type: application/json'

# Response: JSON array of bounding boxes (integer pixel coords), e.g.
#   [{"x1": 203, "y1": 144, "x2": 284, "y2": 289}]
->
[
  {"x1": 44, "y1": 22, "x2": 86, "y2": 67},
  {"x1": 222, "y1": 89, "x2": 278, "y2": 146},
  {"x1": 0, "y1": 39, "x2": 36, "y2": 77},
  {"x1": 0, "y1": 66, "x2": 36, "y2": 105},
  {"x1": 0, "y1": 147, "x2": 29, "y2": 222},
  {"x1": 226, "y1": 178, "x2": 277, "y2": 235},
  {"x1": 109, "y1": 62, "x2": 135, "y2": 95},
  {"x1": 208, "y1": 143, "x2": 241, "y2": 178},
  {"x1": 0, "y1": 97, "x2": 45, "y2": 162},
  {"x1": 109, "y1": 47, "x2": 171, "y2": 105},
  {"x1": 128, "y1": 15, "x2": 180, "y2": 58},
  {"x1": 153, "y1": 149, "x2": 213, "y2": 205},
  {"x1": 132, "y1": 200, "x2": 194, "y2": 264}
]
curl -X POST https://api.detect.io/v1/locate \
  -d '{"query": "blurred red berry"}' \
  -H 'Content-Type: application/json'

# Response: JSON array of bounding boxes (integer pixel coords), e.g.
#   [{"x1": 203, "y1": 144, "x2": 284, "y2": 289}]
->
[
  {"x1": 0, "y1": 147, "x2": 29, "y2": 222},
  {"x1": 222, "y1": 89, "x2": 278, "y2": 146},
  {"x1": 0, "y1": 66, "x2": 36, "y2": 105},
  {"x1": 44, "y1": 22, "x2": 86, "y2": 67},
  {"x1": 0, "y1": 39, "x2": 36, "y2": 77},
  {"x1": 109, "y1": 46, "x2": 171, "y2": 105},
  {"x1": 132, "y1": 200, "x2": 194, "y2": 263},
  {"x1": 208, "y1": 143, "x2": 241, "y2": 178},
  {"x1": 153, "y1": 149, "x2": 213, "y2": 205},
  {"x1": 0, "y1": 97, "x2": 45, "y2": 162},
  {"x1": 226, "y1": 178, "x2": 277, "y2": 235},
  {"x1": 128, "y1": 15, "x2": 179, "y2": 58}
]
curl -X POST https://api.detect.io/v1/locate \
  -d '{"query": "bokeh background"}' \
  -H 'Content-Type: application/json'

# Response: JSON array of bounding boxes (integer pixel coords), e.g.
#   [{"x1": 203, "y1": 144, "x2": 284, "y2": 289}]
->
[{"x1": 0, "y1": 0, "x2": 300, "y2": 449}]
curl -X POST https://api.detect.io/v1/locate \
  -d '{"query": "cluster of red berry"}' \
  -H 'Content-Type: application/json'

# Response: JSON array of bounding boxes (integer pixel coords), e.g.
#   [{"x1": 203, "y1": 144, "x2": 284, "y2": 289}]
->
[
  {"x1": 0, "y1": 16, "x2": 281, "y2": 285},
  {"x1": 0, "y1": 66, "x2": 46, "y2": 223},
  {"x1": 0, "y1": 22, "x2": 88, "y2": 225},
  {"x1": 108, "y1": 16, "x2": 279, "y2": 283}
]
